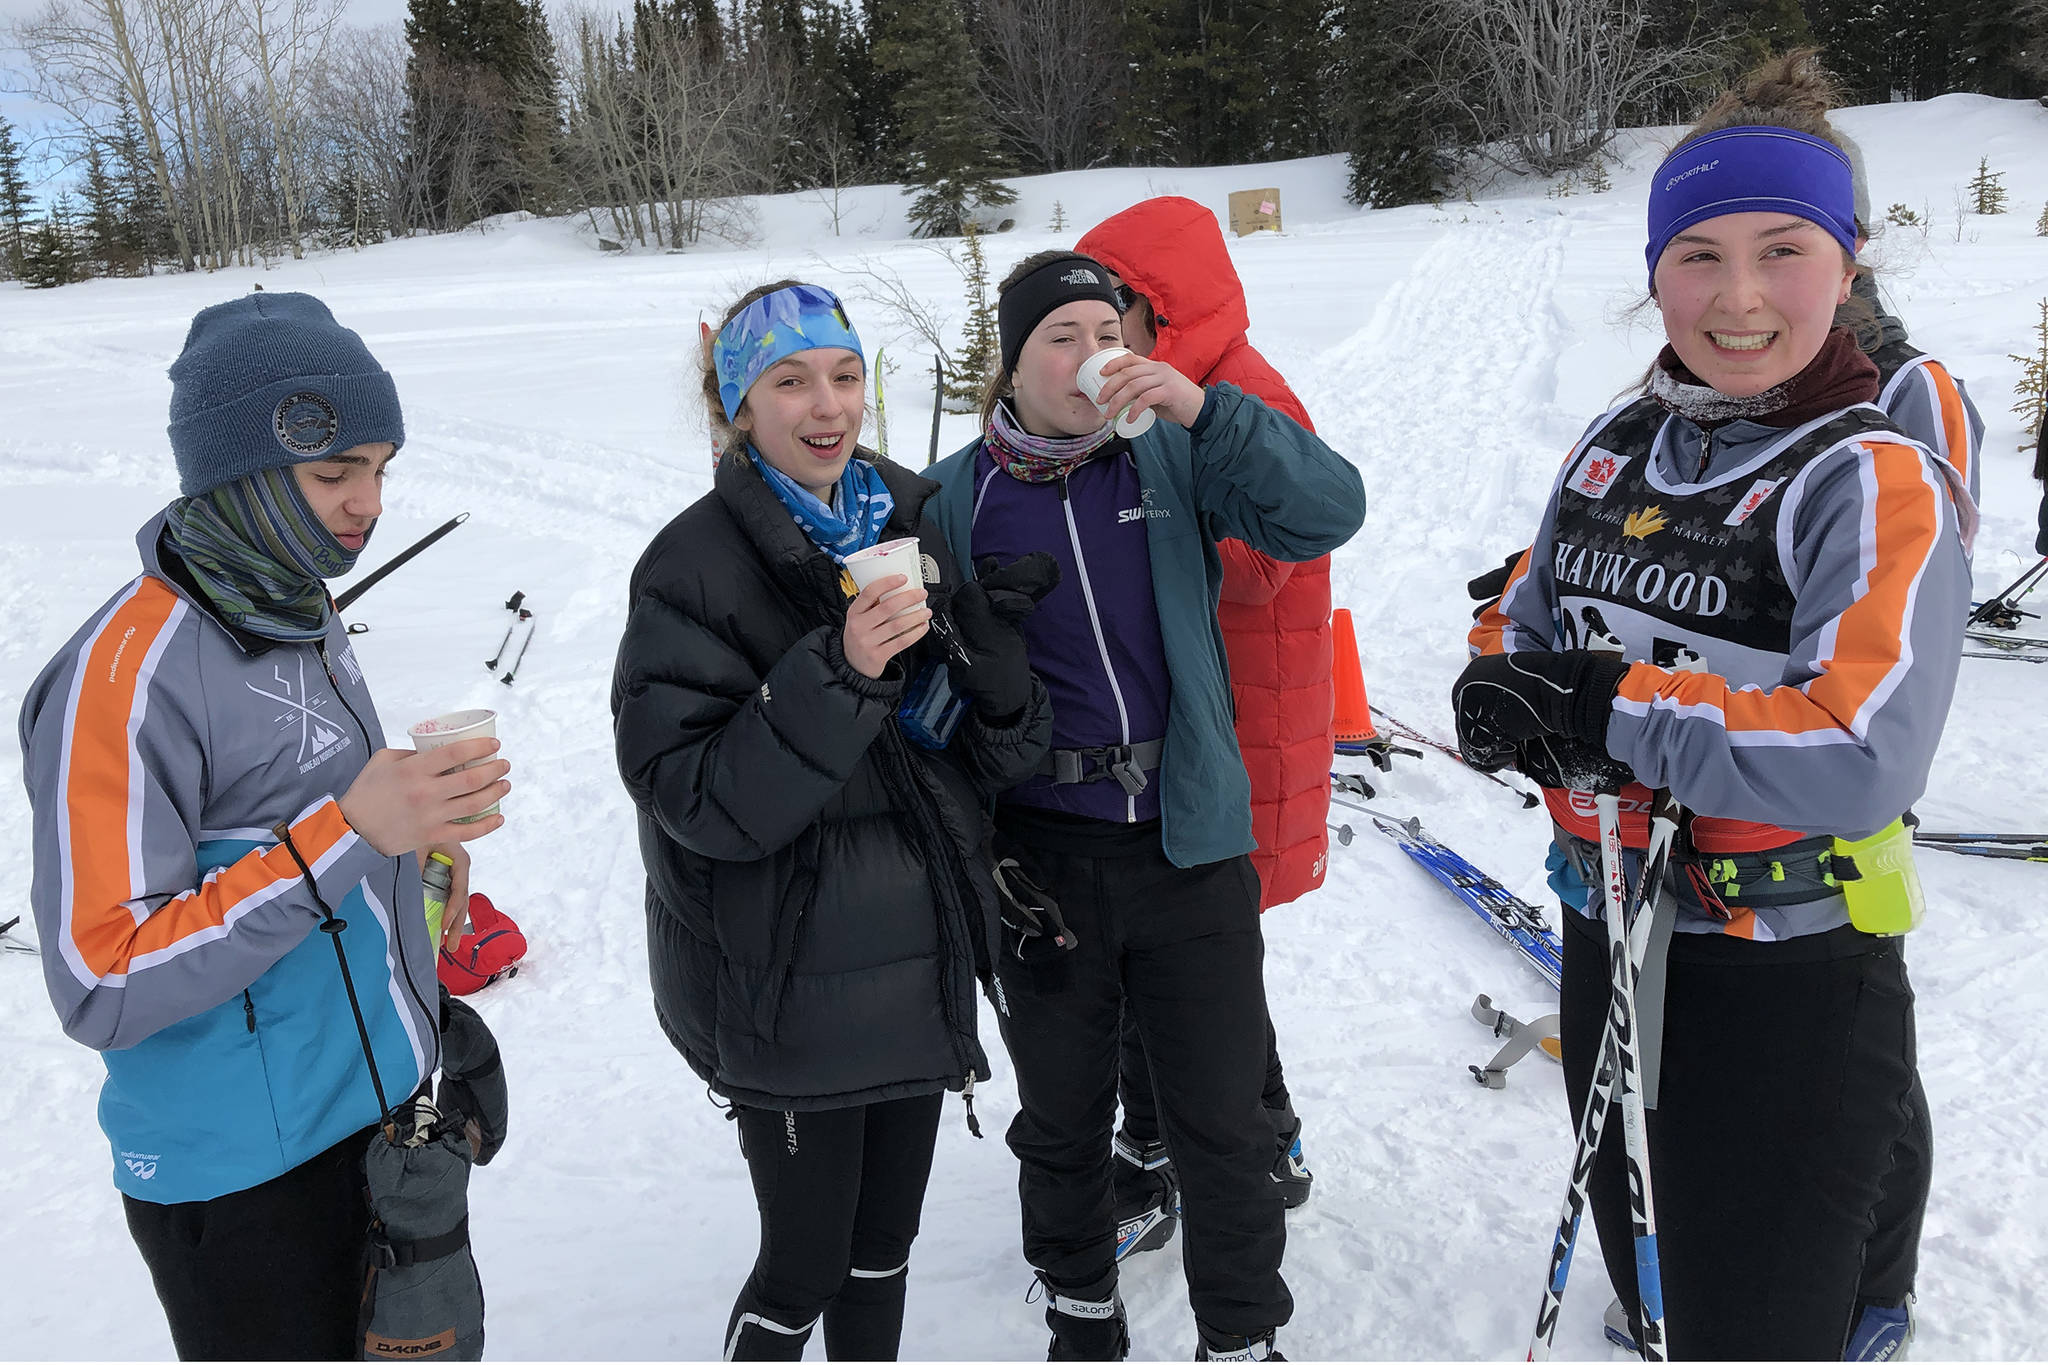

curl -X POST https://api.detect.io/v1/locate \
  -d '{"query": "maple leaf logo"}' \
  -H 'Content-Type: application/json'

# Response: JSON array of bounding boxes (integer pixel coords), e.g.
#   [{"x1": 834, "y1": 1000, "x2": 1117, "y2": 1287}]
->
[
  {"x1": 1586, "y1": 456, "x2": 1617, "y2": 484},
  {"x1": 1621, "y1": 505, "x2": 1669, "y2": 541}
]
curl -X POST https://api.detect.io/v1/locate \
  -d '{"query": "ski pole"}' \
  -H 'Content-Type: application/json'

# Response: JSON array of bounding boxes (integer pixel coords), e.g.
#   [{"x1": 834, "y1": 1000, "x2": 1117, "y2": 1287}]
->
[
  {"x1": 927, "y1": 355, "x2": 945, "y2": 467},
  {"x1": 1967, "y1": 556, "x2": 2048, "y2": 628},
  {"x1": 1915, "y1": 841, "x2": 2048, "y2": 862},
  {"x1": 335, "y1": 512, "x2": 470, "y2": 612},
  {"x1": 1366, "y1": 705, "x2": 1542, "y2": 808},
  {"x1": 1912, "y1": 830, "x2": 2048, "y2": 845},
  {"x1": 1528, "y1": 787, "x2": 1678, "y2": 1361},
  {"x1": 500, "y1": 621, "x2": 536, "y2": 684}
]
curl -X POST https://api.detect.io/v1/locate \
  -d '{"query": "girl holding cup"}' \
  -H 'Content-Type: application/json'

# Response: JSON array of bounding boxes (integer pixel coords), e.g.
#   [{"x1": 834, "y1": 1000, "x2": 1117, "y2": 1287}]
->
[
  {"x1": 924, "y1": 251, "x2": 1366, "y2": 1360},
  {"x1": 612, "y1": 280, "x2": 1053, "y2": 1361}
]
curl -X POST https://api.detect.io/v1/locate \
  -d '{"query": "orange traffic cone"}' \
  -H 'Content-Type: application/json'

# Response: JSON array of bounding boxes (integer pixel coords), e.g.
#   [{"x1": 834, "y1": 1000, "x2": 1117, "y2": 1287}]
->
[{"x1": 1331, "y1": 608, "x2": 1378, "y2": 746}]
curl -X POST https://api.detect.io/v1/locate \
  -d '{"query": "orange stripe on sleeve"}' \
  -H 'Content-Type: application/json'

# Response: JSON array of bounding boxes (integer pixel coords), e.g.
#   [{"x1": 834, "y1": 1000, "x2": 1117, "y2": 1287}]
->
[
  {"x1": 1926, "y1": 364, "x2": 1972, "y2": 487},
  {"x1": 1613, "y1": 442, "x2": 1941, "y2": 743},
  {"x1": 59, "y1": 582, "x2": 352, "y2": 980},
  {"x1": 1468, "y1": 549, "x2": 1533, "y2": 657}
]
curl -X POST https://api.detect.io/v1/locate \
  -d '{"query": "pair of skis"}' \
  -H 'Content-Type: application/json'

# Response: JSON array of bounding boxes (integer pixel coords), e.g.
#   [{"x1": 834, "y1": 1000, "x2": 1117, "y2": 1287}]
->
[
  {"x1": 485, "y1": 591, "x2": 536, "y2": 684},
  {"x1": 1965, "y1": 558, "x2": 2048, "y2": 661},
  {"x1": 1, "y1": 916, "x2": 38, "y2": 956},
  {"x1": 1915, "y1": 829, "x2": 2048, "y2": 862}
]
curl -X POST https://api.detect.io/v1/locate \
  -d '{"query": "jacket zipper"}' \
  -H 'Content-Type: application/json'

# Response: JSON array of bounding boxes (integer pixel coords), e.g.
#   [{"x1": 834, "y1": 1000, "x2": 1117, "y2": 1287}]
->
[
  {"x1": 317, "y1": 639, "x2": 441, "y2": 1075},
  {"x1": 1058, "y1": 474, "x2": 1137, "y2": 823},
  {"x1": 879, "y1": 723, "x2": 984, "y2": 1135},
  {"x1": 243, "y1": 990, "x2": 256, "y2": 1033}
]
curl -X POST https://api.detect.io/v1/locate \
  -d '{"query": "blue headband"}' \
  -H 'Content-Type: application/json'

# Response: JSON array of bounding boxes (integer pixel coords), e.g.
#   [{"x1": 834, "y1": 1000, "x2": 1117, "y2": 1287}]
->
[
  {"x1": 1645, "y1": 126, "x2": 1858, "y2": 287},
  {"x1": 713, "y1": 284, "x2": 864, "y2": 421}
]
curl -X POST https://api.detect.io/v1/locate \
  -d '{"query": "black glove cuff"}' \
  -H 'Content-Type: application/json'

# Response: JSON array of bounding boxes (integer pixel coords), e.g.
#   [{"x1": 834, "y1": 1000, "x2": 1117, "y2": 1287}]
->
[{"x1": 1567, "y1": 656, "x2": 1631, "y2": 748}]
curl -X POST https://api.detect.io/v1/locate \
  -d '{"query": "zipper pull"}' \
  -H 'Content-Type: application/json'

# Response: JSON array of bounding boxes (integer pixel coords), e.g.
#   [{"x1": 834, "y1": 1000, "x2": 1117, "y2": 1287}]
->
[
  {"x1": 243, "y1": 991, "x2": 257, "y2": 1033},
  {"x1": 962, "y1": 1074, "x2": 983, "y2": 1139}
]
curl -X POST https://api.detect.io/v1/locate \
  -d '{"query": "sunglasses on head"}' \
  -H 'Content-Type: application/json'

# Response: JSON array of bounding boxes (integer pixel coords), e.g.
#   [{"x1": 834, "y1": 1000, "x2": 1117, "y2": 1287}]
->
[{"x1": 1111, "y1": 283, "x2": 1141, "y2": 314}]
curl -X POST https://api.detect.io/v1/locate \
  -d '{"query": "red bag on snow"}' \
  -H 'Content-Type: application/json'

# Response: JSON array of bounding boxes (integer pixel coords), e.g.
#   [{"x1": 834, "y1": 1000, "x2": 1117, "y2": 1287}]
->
[{"x1": 438, "y1": 892, "x2": 527, "y2": 995}]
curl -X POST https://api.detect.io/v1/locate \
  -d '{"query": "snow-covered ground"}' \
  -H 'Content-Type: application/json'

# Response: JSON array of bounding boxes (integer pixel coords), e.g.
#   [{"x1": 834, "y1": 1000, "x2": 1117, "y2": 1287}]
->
[{"x1": 3, "y1": 93, "x2": 2046, "y2": 1360}]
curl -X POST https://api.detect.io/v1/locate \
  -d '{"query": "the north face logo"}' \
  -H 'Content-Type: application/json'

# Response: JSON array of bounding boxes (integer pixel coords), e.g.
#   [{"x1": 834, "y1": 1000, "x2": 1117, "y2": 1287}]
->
[{"x1": 1061, "y1": 268, "x2": 1099, "y2": 286}]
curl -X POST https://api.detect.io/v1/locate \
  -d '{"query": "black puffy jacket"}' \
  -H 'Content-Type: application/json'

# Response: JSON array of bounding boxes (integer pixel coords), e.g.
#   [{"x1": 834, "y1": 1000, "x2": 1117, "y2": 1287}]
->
[{"x1": 612, "y1": 449, "x2": 1051, "y2": 1111}]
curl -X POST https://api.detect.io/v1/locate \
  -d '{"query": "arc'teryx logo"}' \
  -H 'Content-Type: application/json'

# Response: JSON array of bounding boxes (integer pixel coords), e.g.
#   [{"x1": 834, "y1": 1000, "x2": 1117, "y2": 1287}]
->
[{"x1": 1118, "y1": 487, "x2": 1171, "y2": 524}]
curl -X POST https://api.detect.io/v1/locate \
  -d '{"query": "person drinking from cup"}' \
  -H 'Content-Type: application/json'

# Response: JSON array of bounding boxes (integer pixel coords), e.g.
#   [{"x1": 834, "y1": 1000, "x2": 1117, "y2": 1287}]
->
[
  {"x1": 923, "y1": 251, "x2": 1365, "y2": 1361},
  {"x1": 1450, "y1": 52, "x2": 1970, "y2": 1359},
  {"x1": 612, "y1": 280, "x2": 1053, "y2": 1361},
  {"x1": 17, "y1": 292, "x2": 507, "y2": 1361},
  {"x1": 1075, "y1": 197, "x2": 1332, "y2": 1262}
]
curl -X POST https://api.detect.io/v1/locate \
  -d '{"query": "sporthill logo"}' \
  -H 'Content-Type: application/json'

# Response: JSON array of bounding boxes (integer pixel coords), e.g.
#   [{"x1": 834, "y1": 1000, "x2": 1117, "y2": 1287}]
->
[
  {"x1": 273, "y1": 390, "x2": 339, "y2": 456},
  {"x1": 1060, "y1": 268, "x2": 1099, "y2": 286},
  {"x1": 1570, "y1": 452, "x2": 1630, "y2": 500},
  {"x1": 1621, "y1": 505, "x2": 1669, "y2": 541}
]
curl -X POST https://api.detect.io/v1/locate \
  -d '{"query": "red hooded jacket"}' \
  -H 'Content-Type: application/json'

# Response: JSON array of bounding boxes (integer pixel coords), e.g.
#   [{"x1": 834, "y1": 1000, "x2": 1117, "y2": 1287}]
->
[{"x1": 1079, "y1": 197, "x2": 1334, "y2": 910}]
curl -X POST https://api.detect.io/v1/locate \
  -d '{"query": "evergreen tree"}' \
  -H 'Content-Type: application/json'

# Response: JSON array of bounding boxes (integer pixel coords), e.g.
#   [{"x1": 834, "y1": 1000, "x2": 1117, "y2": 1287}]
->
[
  {"x1": 1955, "y1": 0, "x2": 2048, "y2": 99},
  {"x1": 110, "y1": 95, "x2": 169, "y2": 272},
  {"x1": 2010, "y1": 297, "x2": 2048, "y2": 445},
  {"x1": 1969, "y1": 157, "x2": 2009, "y2": 215},
  {"x1": 872, "y1": 0, "x2": 1014, "y2": 236},
  {"x1": 405, "y1": 0, "x2": 559, "y2": 225},
  {"x1": 81, "y1": 142, "x2": 130, "y2": 277},
  {"x1": 1335, "y1": 0, "x2": 1442, "y2": 208},
  {"x1": 21, "y1": 195, "x2": 80, "y2": 289},
  {"x1": 944, "y1": 222, "x2": 998, "y2": 409},
  {"x1": 0, "y1": 115, "x2": 30, "y2": 282}
]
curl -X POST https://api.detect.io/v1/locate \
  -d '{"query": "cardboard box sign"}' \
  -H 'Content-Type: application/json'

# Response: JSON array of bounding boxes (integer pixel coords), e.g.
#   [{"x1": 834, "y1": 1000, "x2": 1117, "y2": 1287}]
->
[{"x1": 1228, "y1": 188, "x2": 1282, "y2": 236}]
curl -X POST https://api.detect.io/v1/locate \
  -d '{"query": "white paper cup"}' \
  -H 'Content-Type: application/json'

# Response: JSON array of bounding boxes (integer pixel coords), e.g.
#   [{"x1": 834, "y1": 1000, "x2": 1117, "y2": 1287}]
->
[
  {"x1": 408, "y1": 708, "x2": 501, "y2": 823},
  {"x1": 843, "y1": 537, "x2": 925, "y2": 618},
  {"x1": 1076, "y1": 347, "x2": 1157, "y2": 439}
]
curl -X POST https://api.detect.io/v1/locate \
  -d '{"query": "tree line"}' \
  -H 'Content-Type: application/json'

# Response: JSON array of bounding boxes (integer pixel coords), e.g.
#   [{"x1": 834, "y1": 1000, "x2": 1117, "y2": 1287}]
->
[{"x1": 3, "y1": 0, "x2": 2045, "y2": 286}]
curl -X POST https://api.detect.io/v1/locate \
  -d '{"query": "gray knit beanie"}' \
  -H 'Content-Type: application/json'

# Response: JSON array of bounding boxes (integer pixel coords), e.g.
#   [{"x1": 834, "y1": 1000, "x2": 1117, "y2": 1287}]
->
[
  {"x1": 1833, "y1": 128, "x2": 1873, "y2": 236},
  {"x1": 167, "y1": 292, "x2": 405, "y2": 497}
]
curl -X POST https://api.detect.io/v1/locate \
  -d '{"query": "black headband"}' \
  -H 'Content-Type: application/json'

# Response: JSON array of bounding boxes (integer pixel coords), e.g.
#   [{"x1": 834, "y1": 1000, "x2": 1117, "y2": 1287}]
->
[{"x1": 997, "y1": 254, "x2": 1120, "y2": 375}]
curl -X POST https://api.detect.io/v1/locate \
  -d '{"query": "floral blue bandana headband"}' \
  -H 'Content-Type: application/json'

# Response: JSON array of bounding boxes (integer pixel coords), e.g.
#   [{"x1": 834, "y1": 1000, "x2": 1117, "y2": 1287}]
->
[
  {"x1": 713, "y1": 284, "x2": 864, "y2": 422},
  {"x1": 1645, "y1": 126, "x2": 1858, "y2": 288}
]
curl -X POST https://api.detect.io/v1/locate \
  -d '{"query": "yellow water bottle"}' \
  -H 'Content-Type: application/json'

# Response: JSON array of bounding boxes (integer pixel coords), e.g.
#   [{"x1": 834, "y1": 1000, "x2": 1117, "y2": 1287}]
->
[{"x1": 422, "y1": 852, "x2": 456, "y2": 949}]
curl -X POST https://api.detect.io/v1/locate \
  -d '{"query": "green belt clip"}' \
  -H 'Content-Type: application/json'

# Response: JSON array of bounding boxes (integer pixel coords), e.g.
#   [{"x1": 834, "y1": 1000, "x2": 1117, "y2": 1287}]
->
[
  {"x1": 1707, "y1": 857, "x2": 1742, "y2": 899},
  {"x1": 1830, "y1": 819, "x2": 1925, "y2": 936}
]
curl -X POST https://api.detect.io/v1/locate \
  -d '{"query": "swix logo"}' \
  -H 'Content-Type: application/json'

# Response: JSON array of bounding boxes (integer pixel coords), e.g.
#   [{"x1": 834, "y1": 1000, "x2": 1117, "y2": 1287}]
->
[
  {"x1": 1724, "y1": 477, "x2": 1785, "y2": 527},
  {"x1": 246, "y1": 656, "x2": 350, "y2": 774},
  {"x1": 121, "y1": 1153, "x2": 159, "y2": 1180},
  {"x1": 991, "y1": 976, "x2": 1011, "y2": 1018},
  {"x1": 1569, "y1": 451, "x2": 1630, "y2": 500}
]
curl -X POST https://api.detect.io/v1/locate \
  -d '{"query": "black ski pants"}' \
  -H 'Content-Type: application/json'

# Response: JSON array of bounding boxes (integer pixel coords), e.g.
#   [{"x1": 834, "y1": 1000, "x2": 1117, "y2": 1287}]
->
[
  {"x1": 991, "y1": 817, "x2": 1291, "y2": 1337},
  {"x1": 123, "y1": 1127, "x2": 373, "y2": 1361},
  {"x1": 1560, "y1": 908, "x2": 1925, "y2": 1360},
  {"x1": 726, "y1": 1092, "x2": 944, "y2": 1361},
  {"x1": 1119, "y1": 1005, "x2": 1291, "y2": 1147}
]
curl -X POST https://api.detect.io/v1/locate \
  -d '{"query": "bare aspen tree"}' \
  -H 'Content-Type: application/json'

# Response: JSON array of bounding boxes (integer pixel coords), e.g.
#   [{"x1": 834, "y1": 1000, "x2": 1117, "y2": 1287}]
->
[
  {"x1": 235, "y1": 0, "x2": 341, "y2": 258},
  {"x1": 1410, "y1": 0, "x2": 1714, "y2": 177},
  {"x1": 9, "y1": 0, "x2": 196, "y2": 268},
  {"x1": 975, "y1": 0, "x2": 1119, "y2": 171}
]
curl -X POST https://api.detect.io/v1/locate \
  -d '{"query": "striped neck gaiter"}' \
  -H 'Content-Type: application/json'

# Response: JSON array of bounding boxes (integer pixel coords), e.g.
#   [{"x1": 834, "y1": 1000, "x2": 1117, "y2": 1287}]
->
[{"x1": 164, "y1": 466, "x2": 367, "y2": 642}]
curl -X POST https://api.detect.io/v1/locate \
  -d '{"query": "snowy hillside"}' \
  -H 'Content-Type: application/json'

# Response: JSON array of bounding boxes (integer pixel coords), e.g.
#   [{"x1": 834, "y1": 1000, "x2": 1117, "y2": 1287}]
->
[{"x1": 3, "y1": 93, "x2": 2046, "y2": 1360}]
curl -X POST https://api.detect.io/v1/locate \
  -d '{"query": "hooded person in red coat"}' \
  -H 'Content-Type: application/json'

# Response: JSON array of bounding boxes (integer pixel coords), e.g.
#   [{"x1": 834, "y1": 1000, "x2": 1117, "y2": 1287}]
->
[{"x1": 1077, "y1": 197, "x2": 1333, "y2": 1256}]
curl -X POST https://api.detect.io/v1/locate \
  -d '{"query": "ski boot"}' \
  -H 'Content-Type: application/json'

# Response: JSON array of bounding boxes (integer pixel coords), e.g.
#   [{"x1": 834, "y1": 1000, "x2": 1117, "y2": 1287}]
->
[
  {"x1": 1112, "y1": 1131, "x2": 1181, "y2": 1260},
  {"x1": 1267, "y1": 1102, "x2": 1313, "y2": 1210},
  {"x1": 1195, "y1": 1321, "x2": 1286, "y2": 1362},
  {"x1": 1037, "y1": 1270, "x2": 1129, "y2": 1362},
  {"x1": 1845, "y1": 1297, "x2": 1915, "y2": 1362}
]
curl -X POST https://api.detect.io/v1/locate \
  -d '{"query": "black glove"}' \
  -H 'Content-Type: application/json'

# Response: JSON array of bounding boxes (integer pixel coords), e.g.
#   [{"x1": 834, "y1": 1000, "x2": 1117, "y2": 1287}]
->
[
  {"x1": 1510, "y1": 733, "x2": 1636, "y2": 796},
  {"x1": 947, "y1": 552, "x2": 1060, "y2": 721},
  {"x1": 1451, "y1": 649, "x2": 1630, "y2": 773}
]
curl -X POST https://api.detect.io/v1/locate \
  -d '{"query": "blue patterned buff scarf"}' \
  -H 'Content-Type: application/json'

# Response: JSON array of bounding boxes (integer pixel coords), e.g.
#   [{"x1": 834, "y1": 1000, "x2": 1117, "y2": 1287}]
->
[
  {"x1": 746, "y1": 444, "x2": 896, "y2": 564},
  {"x1": 713, "y1": 283, "x2": 864, "y2": 422},
  {"x1": 163, "y1": 465, "x2": 366, "y2": 641}
]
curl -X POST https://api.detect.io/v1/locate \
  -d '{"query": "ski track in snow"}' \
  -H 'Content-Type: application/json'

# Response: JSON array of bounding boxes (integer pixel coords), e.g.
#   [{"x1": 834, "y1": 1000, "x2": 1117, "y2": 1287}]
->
[{"x1": 3, "y1": 98, "x2": 2048, "y2": 1361}]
